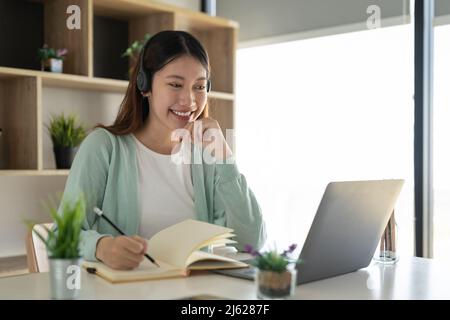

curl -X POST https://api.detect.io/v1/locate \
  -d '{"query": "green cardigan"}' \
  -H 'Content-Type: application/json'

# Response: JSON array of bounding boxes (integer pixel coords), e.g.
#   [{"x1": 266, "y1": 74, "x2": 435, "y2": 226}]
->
[{"x1": 59, "y1": 128, "x2": 266, "y2": 261}]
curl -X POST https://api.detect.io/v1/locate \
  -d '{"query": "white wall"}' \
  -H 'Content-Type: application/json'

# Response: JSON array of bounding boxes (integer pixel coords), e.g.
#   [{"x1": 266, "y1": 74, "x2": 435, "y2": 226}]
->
[
  {"x1": 42, "y1": 88, "x2": 122, "y2": 169},
  {"x1": 436, "y1": 0, "x2": 450, "y2": 16},
  {"x1": 436, "y1": 0, "x2": 450, "y2": 26},
  {"x1": 0, "y1": 176, "x2": 67, "y2": 257}
]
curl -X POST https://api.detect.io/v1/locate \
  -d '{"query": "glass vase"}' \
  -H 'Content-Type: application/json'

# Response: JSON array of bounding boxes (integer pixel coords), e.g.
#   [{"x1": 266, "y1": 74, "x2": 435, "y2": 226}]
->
[
  {"x1": 255, "y1": 268, "x2": 296, "y2": 300},
  {"x1": 373, "y1": 211, "x2": 399, "y2": 264}
]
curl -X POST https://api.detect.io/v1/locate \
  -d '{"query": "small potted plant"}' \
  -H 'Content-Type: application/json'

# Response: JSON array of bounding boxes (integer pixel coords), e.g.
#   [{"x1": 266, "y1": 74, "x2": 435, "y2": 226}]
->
[
  {"x1": 26, "y1": 194, "x2": 85, "y2": 299},
  {"x1": 121, "y1": 33, "x2": 152, "y2": 79},
  {"x1": 46, "y1": 113, "x2": 87, "y2": 169},
  {"x1": 245, "y1": 244, "x2": 301, "y2": 299},
  {"x1": 37, "y1": 44, "x2": 68, "y2": 73}
]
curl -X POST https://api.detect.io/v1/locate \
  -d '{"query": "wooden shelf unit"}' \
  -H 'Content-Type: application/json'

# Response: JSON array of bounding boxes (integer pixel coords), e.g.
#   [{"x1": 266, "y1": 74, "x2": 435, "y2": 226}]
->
[{"x1": 0, "y1": 0, "x2": 238, "y2": 175}]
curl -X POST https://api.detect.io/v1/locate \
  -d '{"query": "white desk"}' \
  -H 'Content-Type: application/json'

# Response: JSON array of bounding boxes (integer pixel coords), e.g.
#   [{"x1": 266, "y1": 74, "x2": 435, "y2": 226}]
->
[{"x1": 0, "y1": 256, "x2": 449, "y2": 299}]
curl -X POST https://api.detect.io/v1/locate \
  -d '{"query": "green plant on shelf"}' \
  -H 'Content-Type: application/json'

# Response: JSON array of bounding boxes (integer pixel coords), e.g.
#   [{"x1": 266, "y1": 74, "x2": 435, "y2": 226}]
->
[
  {"x1": 245, "y1": 243, "x2": 300, "y2": 299},
  {"x1": 37, "y1": 44, "x2": 68, "y2": 61},
  {"x1": 122, "y1": 33, "x2": 152, "y2": 78},
  {"x1": 37, "y1": 44, "x2": 68, "y2": 73},
  {"x1": 122, "y1": 33, "x2": 152, "y2": 62},
  {"x1": 46, "y1": 113, "x2": 87, "y2": 148}
]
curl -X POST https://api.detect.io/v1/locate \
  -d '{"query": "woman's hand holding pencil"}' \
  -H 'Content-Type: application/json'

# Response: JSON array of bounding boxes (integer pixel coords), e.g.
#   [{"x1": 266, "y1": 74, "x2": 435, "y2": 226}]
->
[
  {"x1": 96, "y1": 235, "x2": 150, "y2": 270},
  {"x1": 93, "y1": 207, "x2": 159, "y2": 270}
]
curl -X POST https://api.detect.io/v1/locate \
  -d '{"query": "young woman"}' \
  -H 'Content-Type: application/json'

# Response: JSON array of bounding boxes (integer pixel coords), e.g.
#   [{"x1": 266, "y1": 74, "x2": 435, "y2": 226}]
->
[{"x1": 59, "y1": 30, "x2": 266, "y2": 270}]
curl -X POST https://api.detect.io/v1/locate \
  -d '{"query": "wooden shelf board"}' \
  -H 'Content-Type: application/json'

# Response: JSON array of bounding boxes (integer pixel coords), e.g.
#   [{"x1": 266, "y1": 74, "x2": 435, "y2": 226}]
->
[
  {"x1": 0, "y1": 67, "x2": 128, "y2": 93},
  {"x1": 42, "y1": 75, "x2": 128, "y2": 93},
  {"x1": 93, "y1": 0, "x2": 238, "y2": 29},
  {"x1": 209, "y1": 91, "x2": 234, "y2": 101},
  {"x1": 94, "y1": 0, "x2": 168, "y2": 18},
  {"x1": 175, "y1": 12, "x2": 238, "y2": 30},
  {"x1": 0, "y1": 170, "x2": 70, "y2": 177},
  {"x1": 0, "y1": 255, "x2": 28, "y2": 278}
]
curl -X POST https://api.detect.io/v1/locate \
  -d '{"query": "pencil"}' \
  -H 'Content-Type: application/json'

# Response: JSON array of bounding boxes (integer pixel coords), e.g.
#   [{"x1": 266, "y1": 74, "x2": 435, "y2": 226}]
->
[{"x1": 93, "y1": 207, "x2": 160, "y2": 267}]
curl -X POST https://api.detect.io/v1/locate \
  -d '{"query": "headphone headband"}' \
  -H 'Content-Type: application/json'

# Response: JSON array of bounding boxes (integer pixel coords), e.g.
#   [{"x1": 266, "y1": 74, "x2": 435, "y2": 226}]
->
[{"x1": 137, "y1": 38, "x2": 152, "y2": 93}]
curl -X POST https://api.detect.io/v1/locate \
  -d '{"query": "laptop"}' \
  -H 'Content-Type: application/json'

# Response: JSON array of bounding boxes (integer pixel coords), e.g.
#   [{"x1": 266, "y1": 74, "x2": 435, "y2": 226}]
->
[{"x1": 212, "y1": 179, "x2": 404, "y2": 285}]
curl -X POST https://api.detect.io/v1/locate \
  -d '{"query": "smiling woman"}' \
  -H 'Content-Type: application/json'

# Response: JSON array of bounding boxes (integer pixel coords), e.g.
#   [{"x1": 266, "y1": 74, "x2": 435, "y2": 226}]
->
[
  {"x1": 58, "y1": 30, "x2": 267, "y2": 271},
  {"x1": 137, "y1": 54, "x2": 210, "y2": 154}
]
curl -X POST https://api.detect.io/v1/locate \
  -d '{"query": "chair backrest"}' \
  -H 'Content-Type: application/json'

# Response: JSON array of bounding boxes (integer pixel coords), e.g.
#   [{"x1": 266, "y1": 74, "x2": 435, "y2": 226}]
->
[{"x1": 25, "y1": 223, "x2": 54, "y2": 273}]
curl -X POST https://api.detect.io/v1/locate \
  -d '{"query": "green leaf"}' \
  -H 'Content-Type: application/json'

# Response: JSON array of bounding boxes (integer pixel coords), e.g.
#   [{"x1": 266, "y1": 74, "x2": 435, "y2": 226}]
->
[
  {"x1": 250, "y1": 246, "x2": 300, "y2": 273},
  {"x1": 25, "y1": 193, "x2": 86, "y2": 259},
  {"x1": 121, "y1": 33, "x2": 153, "y2": 60}
]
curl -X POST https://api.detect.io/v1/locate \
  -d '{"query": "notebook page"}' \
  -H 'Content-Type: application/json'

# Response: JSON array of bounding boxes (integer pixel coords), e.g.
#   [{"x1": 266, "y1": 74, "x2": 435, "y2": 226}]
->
[
  {"x1": 147, "y1": 219, "x2": 233, "y2": 269},
  {"x1": 185, "y1": 250, "x2": 248, "y2": 270},
  {"x1": 196, "y1": 238, "x2": 237, "y2": 250}
]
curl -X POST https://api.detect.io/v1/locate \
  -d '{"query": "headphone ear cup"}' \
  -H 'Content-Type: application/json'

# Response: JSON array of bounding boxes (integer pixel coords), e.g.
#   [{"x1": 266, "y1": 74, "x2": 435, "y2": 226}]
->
[
  {"x1": 137, "y1": 70, "x2": 150, "y2": 93},
  {"x1": 207, "y1": 80, "x2": 211, "y2": 93}
]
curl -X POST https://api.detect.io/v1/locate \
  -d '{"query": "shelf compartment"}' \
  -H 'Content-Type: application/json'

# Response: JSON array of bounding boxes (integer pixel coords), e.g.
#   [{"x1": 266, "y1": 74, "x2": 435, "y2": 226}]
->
[
  {"x1": 0, "y1": 0, "x2": 44, "y2": 71},
  {"x1": 0, "y1": 76, "x2": 40, "y2": 170},
  {"x1": 93, "y1": 11, "x2": 176, "y2": 81},
  {"x1": 44, "y1": 0, "x2": 93, "y2": 76},
  {"x1": 0, "y1": 0, "x2": 92, "y2": 76},
  {"x1": 94, "y1": 15, "x2": 130, "y2": 80},
  {"x1": 40, "y1": 86, "x2": 123, "y2": 170}
]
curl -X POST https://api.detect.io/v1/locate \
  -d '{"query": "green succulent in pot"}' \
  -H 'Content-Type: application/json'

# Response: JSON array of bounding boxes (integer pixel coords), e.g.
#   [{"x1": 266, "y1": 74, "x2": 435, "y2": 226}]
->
[
  {"x1": 25, "y1": 193, "x2": 86, "y2": 299},
  {"x1": 245, "y1": 244, "x2": 301, "y2": 299},
  {"x1": 37, "y1": 44, "x2": 68, "y2": 73},
  {"x1": 46, "y1": 113, "x2": 87, "y2": 169}
]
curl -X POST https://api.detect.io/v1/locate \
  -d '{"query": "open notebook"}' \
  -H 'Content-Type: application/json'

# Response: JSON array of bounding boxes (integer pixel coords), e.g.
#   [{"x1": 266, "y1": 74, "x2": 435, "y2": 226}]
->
[{"x1": 83, "y1": 219, "x2": 248, "y2": 283}]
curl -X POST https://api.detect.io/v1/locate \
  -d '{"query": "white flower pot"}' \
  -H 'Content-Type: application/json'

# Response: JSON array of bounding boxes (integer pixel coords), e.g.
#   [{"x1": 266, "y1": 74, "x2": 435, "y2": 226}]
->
[
  {"x1": 42, "y1": 58, "x2": 63, "y2": 73},
  {"x1": 48, "y1": 258, "x2": 82, "y2": 299}
]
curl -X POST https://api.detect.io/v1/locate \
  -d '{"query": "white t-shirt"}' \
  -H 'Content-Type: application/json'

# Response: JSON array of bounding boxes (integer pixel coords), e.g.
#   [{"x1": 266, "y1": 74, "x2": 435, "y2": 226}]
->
[{"x1": 132, "y1": 134, "x2": 196, "y2": 239}]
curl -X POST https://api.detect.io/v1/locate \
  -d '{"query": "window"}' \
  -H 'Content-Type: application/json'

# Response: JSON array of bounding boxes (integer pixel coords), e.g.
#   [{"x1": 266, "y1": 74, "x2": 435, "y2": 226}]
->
[
  {"x1": 236, "y1": 25, "x2": 414, "y2": 256},
  {"x1": 433, "y1": 22, "x2": 450, "y2": 262}
]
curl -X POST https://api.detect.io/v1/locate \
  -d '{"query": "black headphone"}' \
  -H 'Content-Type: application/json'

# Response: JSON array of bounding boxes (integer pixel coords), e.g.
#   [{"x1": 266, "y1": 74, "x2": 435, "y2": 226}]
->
[{"x1": 137, "y1": 37, "x2": 212, "y2": 93}]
